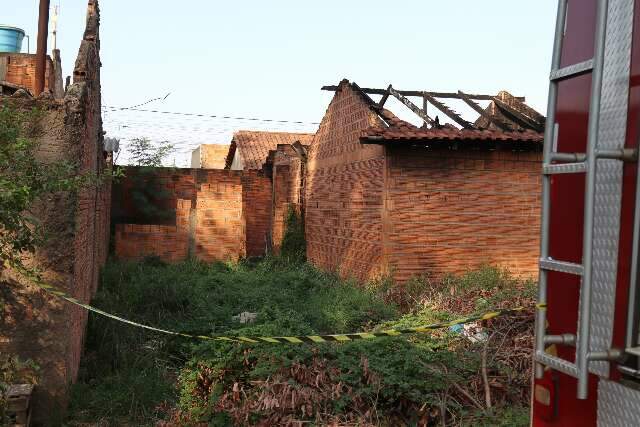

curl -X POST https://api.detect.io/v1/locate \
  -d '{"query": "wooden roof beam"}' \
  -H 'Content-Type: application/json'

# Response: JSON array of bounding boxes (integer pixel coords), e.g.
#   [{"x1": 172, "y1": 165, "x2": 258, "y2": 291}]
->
[
  {"x1": 321, "y1": 85, "x2": 510, "y2": 100},
  {"x1": 388, "y1": 86, "x2": 435, "y2": 127},
  {"x1": 492, "y1": 98, "x2": 545, "y2": 132},
  {"x1": 457, "y1": 90, "x2": 511, "y2": 131},
  {"x1": 422, "y1": 92, "x2": 475, "y2": 129}
]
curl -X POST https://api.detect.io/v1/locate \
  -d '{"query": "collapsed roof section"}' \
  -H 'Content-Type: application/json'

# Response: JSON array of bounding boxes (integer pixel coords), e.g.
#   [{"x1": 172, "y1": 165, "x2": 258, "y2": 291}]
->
[
  {"x1": 225, "y1": 130, "x2": 314, "y2": 170},
  {"x1": 322, "y1": 80, "x2": 545, "y2": 148}
]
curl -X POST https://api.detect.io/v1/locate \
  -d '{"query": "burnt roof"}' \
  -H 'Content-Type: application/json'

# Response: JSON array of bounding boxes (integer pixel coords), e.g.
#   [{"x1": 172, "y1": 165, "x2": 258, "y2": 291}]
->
[{"x1": 324, "y1": 80, "x2": 545, "y2": 148}]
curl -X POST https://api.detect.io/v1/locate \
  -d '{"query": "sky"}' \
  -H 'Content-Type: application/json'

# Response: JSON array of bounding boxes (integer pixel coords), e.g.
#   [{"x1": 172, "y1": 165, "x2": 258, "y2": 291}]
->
[{"x1": 5, "y1": 1, "x2": 557, "y2": 166}]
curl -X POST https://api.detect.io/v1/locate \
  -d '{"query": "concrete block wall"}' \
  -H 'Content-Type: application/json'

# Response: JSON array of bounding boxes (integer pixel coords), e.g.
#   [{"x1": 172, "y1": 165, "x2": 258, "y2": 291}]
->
[{"x1": 305, "y1": 83, "x2": 387, "y2": 281}]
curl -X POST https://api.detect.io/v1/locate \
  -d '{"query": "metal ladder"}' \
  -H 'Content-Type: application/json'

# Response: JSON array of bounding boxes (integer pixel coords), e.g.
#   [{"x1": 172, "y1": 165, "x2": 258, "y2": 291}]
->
[{"x1": 534, "y1": 0, "x2": 632, "y2": 400}]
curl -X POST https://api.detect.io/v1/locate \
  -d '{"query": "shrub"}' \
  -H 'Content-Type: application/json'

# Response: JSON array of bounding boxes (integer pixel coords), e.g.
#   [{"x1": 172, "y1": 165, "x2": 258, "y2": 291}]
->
[
  {"x1": 279, "y1": 206, "x2": 306, "y2": 263},
  {"x1": 67, "y1": 259, "x2": 535, "y2": 426}
]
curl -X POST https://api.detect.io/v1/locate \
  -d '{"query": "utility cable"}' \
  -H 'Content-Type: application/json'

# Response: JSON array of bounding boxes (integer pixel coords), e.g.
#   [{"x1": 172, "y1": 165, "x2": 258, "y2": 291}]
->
[{"x1": 102, "y1": 106, "x2": 321, "y2": 125}]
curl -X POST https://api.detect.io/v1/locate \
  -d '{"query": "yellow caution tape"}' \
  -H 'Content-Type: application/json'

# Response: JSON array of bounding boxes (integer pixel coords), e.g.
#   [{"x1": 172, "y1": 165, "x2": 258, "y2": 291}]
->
[{"x1": 7, "y1": 260, "x2": 538, "y2": 345}]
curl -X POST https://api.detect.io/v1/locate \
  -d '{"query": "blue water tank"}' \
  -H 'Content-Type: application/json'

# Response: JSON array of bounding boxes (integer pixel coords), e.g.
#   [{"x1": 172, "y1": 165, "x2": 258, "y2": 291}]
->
[{"x1": 0, "y1": 25, "x2": 25, "y2": 53}]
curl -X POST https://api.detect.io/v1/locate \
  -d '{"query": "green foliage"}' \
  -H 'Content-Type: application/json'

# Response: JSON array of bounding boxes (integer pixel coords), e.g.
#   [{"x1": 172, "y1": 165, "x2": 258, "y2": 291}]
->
[
  {"x1": 128, "y1": 137, "x2": 173, "y2": 167},
  {"x1": 120, "y1": 137, "x2": 176, "y2": 223},
  {"x1": 0, "y1": 104, "x2": 72, "y2": 261},
  {"x1": 279, "y1": 206, "x2": 306, "y2": 263},
  {"x1": 0, "y1": 102, "x2": 118, "y2": 264},
  {"x1": 67, "y1": 259, "x2": 534, "y2": 426},
  {"x1": 129, "y1": 168, "x2": 175, "y2": 223},
  {"x1": 67, "y1": 257, "x2": 395, "y2": 425}
]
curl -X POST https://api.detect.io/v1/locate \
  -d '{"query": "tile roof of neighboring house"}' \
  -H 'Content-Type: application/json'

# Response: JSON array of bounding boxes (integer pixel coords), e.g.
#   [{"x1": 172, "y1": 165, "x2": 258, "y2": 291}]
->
[
  {"x1": 225, "y1": 130, "x2": 314, "y2": 170},
  {"x1": 327, "y1": 80, "x2": 544, "y2": 147}
]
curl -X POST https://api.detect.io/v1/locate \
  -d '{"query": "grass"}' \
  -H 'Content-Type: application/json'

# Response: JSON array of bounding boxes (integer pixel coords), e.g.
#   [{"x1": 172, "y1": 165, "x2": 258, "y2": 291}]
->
[
  {"x1": 66, "y1": 257, "x2": 395, "y2": 425},
  {"x1": 66, "y1": 258, "x2": 535, "y2": 426}
]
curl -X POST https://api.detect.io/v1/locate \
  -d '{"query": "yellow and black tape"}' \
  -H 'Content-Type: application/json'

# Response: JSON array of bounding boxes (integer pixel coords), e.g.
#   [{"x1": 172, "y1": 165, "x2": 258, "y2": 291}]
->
[{"x1": 7, "y1": 260, "x2": 544, "y2": 345}]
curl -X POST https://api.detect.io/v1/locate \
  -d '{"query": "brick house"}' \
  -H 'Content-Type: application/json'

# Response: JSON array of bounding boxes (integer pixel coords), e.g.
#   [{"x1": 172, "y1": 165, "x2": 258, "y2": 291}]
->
[
  {"x1": 304, "y1": 79, "x2": 544, "y2": 283},
  {"x1": 225, "y1": 130, "x2": 313, "y2": 170},
  {"x1": 0, "y1": 50, "x2": 64, "y2": 98}
]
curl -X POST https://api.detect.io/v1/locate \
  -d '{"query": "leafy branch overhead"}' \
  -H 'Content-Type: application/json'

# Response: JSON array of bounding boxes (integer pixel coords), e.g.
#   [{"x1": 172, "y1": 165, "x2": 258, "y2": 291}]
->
[{"x1": 128, "y1": 137, "x2": 173, "y2": 167}]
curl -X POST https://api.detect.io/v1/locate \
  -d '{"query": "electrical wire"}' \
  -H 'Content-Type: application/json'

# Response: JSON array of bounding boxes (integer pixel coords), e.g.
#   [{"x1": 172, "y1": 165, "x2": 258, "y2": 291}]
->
[{"x1": 102, "y1": 106, "x2": 321, "y2": 125}]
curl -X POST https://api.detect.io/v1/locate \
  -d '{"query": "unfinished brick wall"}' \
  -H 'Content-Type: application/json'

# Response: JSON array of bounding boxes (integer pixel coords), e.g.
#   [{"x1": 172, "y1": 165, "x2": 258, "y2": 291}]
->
[
  {"x1": 384, "y1": 146, "x2": 542, "y2": 282},
  {"x1": 0, "y1": 1, "x2": 110, "y2": 422},
  {"x1": 242, "y1": 172, "x2": 272, "y2": 257},
  {"x1": 0, "y1": 52, "x2": 60, "y2": 96},
  {"x1": 272, "y1": 164, "x2": 291, "y2": 252},
  {"x1": 199, "y1": 144, "x2": 231, "y2": 169},
  {"x1": 113, "y1": 168, "x2": 271, "y2": 262},
  {"x1": 195, "y1": 171, "x2": 245, "y2": 261},
  {"x1": 270, "y1": 148, "x2": 306, "y2": 252},
  {"x1": 305, "y1": 83, "x2": 387, "y2": 281},
  {"x1": 114, "y1": 197, "x2": 191, "y2": 262}
]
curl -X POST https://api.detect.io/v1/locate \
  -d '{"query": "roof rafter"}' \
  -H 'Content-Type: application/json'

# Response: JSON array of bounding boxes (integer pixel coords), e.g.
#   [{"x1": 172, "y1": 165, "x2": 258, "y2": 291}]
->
[
  {"x1": 457, "y1": 90, "x2": 511, "y2": 131},
  {"x1": 388, "y1": 86, "x2": 435, "y2": 127},
  {"x1": 422, "y1": 92, "x2": 475, "y2": 129},
  {"x1": 492, "y1": 98, "x2": 544, "y2": 132},
  {"x1": 321, "y1": 85, "x2": 512, "y2": 100}
]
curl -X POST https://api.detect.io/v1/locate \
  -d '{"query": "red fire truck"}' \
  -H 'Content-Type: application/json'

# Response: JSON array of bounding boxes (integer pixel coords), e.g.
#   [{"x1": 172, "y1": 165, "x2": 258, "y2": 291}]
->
[{"x1": 532, "y1": 0, "x2": 640, "y2": 425}]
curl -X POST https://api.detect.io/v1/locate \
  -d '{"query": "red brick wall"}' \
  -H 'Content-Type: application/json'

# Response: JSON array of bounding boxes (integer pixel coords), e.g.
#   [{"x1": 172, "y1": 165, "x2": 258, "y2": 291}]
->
[
  {"x1": 305, "y1": 83, "x2": 387, "y2": 281},
  {"x1": 0, "y1": 1, "x2": 111, "y2": 421},
  {"x1": 114, "y1": 198, "x2": 190, "y2": 262},
  {"x1": 385, "y1": 146, "x2": 542, "y2": 282},
  {"x1": 242, "y1": 171, "x2": 272, "y2": 257},
  {"x1": 271, "y1": 164, "x2": 290, "y2": 253},
  {"x1": 195, "y1": 171, "x2": 245, "y2": 261},
  {"x1": 199, "y1": 144, "x2": 231, "y2": 169},
  {"x1": 0, "y1": 52, "x2": 56, "y2": 95},
  {"x1": 113, "y1": 168, "x2": 271, "y2": 262}
]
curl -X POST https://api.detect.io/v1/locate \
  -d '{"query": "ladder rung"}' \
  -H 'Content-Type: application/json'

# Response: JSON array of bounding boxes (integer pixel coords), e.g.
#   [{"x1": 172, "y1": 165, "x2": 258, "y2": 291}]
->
[
  {"x1": 540, "y1": 258, "x2": 584, "y2": 275},
  {"x1": 535, "y1": 351, "x2": 579, "y2": 378},
  {"x1": 543, "y1": 162, "x2": 587, "y2": 175},
  {"x1": 550, "y1": 59, "x2": 594, "y2": 81},
  {"x1": 550, "y1": 152, "x2": 586, "y2": 162}
]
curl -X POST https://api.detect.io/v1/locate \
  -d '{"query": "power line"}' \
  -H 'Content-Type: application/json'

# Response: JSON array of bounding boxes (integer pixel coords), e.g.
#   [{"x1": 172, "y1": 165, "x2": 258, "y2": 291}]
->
[
  {"x1": 102, "y1": 106, "x2": 321, "y2": 125},
  {"x1": 120, "y1": 92, "x2": 171, "y2": 109}
]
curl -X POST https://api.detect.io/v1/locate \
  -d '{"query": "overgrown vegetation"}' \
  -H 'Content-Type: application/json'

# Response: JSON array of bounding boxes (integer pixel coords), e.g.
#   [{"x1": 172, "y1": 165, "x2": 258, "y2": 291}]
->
[
  {"x1": 0, "y1": 103, "x2": 76, "y2": 263},
  {"x1": 279, "y1": 206, "x2": 306, "y2": 263},
  {"x1": 66, "y1": 255, "x2": 534, "y2": 426},
  {"x1": 125, "y1": 137, "x2": 175, "y2": 222},
  {"x1": 0, "y1": 355, "x2": 39, "y2": 425},
  {"x1": 0, "y1": 102, "x2": 91, "y2": 420}
]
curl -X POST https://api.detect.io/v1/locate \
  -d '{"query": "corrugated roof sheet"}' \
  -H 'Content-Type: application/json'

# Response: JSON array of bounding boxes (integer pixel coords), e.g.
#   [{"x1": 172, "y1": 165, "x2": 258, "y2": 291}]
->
[{"x1": 226, "y1": 131, "x2": 314, "y2": 170}]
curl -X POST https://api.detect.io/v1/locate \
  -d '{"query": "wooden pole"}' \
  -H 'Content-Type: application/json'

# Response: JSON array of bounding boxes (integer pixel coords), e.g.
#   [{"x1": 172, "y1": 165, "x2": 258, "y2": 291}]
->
[{"x1": 34, "y1": 0, "x2": 51, "y2": 96}]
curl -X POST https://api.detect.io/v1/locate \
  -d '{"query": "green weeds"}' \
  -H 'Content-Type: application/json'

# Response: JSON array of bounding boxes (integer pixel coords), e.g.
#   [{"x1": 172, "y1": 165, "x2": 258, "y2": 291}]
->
[{"x1": 66, "y1": 260, "x2": 534, "y2": 426}]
